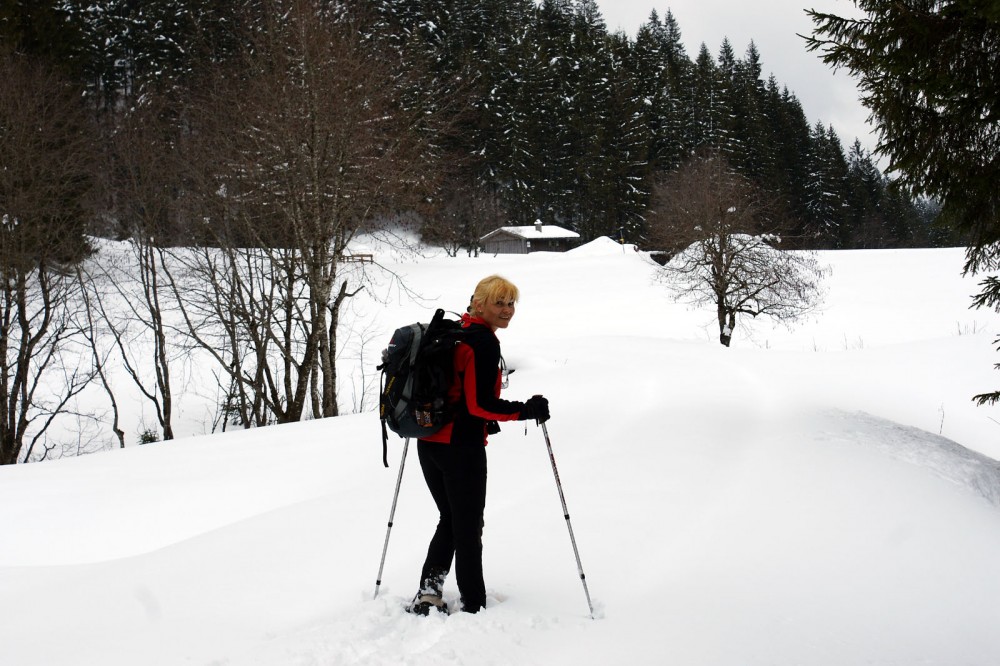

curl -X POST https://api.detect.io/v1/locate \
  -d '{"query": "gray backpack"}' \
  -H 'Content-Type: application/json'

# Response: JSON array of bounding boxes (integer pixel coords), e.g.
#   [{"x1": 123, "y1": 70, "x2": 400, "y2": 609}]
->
[{"x1": 377, "y1": 309, "x2": 464, "y2": 466}]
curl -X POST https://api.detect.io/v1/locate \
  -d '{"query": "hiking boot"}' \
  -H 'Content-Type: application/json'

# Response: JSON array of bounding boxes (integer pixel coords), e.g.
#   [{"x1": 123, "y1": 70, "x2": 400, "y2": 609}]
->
[
  {"x1": 406, "y1": 594, "x2": 449, "y2": 616},
  {"x1": 459, "y1": 598, "x2": 484, "y2": 614}
]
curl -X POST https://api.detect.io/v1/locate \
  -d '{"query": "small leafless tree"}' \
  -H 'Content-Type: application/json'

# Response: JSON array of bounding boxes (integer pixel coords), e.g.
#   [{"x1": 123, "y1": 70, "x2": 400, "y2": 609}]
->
[
  {"x1": 421, "y1": 173, "x2": 506, "y2": 257},
  {"x1": 0, "y1": 51, "x2": 101, "y2": 463},
  {"x1": 83, "y1": 243, "x2": 179, "y2": 441},
  {"x1": 76, "y1": 268, "x2": 126, "y2": 449},
  {"x1": 331, "y1": 299, "x2": 383, "y2": 414},
  {"x1": 166, "y1": 243, "x2": 312, "y2": 428},
  {"x1": 647, "y1": 150, "x2": 826, "y2": 346}
]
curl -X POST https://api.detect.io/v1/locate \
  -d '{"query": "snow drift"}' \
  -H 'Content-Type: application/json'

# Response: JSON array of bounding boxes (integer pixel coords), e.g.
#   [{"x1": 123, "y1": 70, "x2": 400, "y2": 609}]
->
[{"x1": 2, "y1": 242, "x2": 1000, "y2": 666}]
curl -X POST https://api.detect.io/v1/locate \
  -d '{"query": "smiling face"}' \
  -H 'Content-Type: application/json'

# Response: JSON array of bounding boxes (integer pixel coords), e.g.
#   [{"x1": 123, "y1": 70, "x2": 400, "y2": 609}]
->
[
  {"x1": 469, "y1": 275, "x2": 520, "y2": 332},
  {"x1": 475, "y1": 295, "x2": 516, "y2": 331}
]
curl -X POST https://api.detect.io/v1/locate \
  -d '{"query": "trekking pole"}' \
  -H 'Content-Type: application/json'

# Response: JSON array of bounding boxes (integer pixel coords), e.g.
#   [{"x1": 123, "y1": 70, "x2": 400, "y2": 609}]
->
[
  {"x1": 374, "y1": 437, "x2": 410, "y2": 600},
  {"x1": 540, "y1": 420, "x2": 595, "y2": 619}
]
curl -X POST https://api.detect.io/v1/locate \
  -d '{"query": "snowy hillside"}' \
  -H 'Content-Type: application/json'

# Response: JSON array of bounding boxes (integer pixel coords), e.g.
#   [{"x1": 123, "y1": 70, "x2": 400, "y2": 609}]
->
[{"x1": 3, "y1": 240, "x2": 1000, "y2": 666}]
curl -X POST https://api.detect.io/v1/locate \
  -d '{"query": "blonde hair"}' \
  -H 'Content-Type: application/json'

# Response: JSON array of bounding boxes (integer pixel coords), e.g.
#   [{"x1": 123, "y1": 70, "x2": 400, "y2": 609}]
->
[{"x1": 469, "y1": 275, "x2": 519, "y2": 313}]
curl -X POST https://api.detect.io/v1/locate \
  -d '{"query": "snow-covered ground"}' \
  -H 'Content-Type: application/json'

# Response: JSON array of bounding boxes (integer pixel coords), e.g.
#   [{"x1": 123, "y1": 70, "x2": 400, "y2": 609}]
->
[{"x1": 3, "y1": 240, "x2": 1000, "y2": 665}]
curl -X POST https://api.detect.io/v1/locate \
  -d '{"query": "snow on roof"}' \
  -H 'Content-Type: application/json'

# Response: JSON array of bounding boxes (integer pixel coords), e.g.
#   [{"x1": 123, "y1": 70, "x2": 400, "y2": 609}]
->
[{"x1": 481, "y1": 224, "x2": 581, "y2": 241}]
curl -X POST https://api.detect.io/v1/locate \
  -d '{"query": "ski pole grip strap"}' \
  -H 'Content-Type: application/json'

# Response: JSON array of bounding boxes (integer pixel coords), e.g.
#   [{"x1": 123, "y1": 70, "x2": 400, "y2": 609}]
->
[{"x1": 381, "y1": 421, "x2": 389, "y2": 468}]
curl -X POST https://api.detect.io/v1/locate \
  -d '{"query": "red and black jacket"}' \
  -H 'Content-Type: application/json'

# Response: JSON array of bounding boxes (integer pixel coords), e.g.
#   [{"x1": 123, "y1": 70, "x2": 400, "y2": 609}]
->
[{"x1": 421, "y1": 314, "x2": 524, "y2": 445}]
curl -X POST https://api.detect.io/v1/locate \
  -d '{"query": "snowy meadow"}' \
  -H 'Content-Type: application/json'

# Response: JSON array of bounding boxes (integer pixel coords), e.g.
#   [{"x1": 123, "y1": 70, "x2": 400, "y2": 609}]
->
[{"x1": 3, "y1": 239, "x2": 1000, "y2": 665}]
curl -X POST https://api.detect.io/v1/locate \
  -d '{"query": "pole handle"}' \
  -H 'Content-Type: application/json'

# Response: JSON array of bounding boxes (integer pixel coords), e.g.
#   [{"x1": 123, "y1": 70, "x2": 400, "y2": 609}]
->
[{"x1": 531, "y1": 394, "x2": 546, "y2": 425}]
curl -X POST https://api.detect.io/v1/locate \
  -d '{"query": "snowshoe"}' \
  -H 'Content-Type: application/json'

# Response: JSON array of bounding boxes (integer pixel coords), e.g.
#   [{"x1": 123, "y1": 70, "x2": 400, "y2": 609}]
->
[{"x1": 406, "y1": 594, "x2": 449, "y2": 616}]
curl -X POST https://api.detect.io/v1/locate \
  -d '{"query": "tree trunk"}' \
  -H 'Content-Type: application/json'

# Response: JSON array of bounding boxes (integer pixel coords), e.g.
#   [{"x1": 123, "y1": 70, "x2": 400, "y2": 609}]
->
[
  {"x1": 718, "y1": 304, "x2": 734, "y2": 347},
  {"x1": 0, "y1": 432, "x2": 19, "y2": 466},
  {"x1": 322, "y1": 279, "x2": 360, "y2": 418}
]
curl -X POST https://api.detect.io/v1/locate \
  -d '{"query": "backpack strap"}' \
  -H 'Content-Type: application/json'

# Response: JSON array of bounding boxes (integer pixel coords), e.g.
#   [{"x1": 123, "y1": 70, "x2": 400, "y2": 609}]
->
[
  {"x1": 382, "y1": 319, "x2": 426, "y2": 468},
  {"x1": 380, "y1": 368, "x2": 389, "y2": 467},
  {"x1": 382, "y1": 419, "x2": 389, "y2": 468}
]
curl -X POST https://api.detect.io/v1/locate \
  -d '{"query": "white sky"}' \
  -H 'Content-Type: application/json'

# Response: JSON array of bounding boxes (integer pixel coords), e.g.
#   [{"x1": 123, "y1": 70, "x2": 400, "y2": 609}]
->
[{"x1": 592, "y1": 0, "x2": 876, "y2": 155}]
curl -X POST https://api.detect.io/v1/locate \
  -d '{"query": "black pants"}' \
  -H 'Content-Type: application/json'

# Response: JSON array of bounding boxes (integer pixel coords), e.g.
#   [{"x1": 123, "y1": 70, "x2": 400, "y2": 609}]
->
[{"x1": 416, "y1": 439, "x2": 488, "y2": 613}]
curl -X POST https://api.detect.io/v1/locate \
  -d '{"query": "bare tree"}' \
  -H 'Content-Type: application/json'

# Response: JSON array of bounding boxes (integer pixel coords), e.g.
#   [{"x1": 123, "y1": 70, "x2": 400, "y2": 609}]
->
[
  {"x1": 165, "y1": 243, "x2": 309, "y2": 428},
  {"x1": 78, "y1": 95, "x2": 185, "y2": 442},
  {"x1": 421, "y1": 173, "x2": 506, "y2": 257},
  {"x1": 76, "y1": 268, "x2": 126, "y2": 449},
  {"x1": 179, "y1": 0, "x2": 446, "y2": 421},
  {"x1": 336, "y1": 312, "x2": 383, "y2": 414},
  {"x1": 0, "y1": 51, "x2": 101, "y2": 463},
  {"x1": 83, "y1": 242, "x2": 179, "y2": 441},
  {"x1": 647, "y1": 151, "x2": 826, "y2": 346}
]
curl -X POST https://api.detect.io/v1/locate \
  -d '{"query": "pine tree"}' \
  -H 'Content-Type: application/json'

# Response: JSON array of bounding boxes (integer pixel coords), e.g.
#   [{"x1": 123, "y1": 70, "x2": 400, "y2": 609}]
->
[
  {"x1": 476, "y1": 0, "x2": 535, "y2": 206},
  {"x1": 0, "y1": 0, "x2": 88, "y2": 79},
  {"x1": 75, "y1": 0, "x2": 252, "y2": 113},
  {"x1": 762, "y1": 85, "x2": 815, "y2": 245},
  {"x1": 600, "y1": 31, "x2": 651, "y2": 242},
  {"x1": 633, "y1": 10, "x2": 690, "y2": 172},
  {"x1": 715, "y1": 38, "x2": 741, "y2": 163},
  {"x1": 805, "y1": 1, "x2": 1000, "y2": 259},
  {"x1": 518, "y1": 0, "x2": 577, "y2": 226},
  {"x1": 688, "y1": 43, "x2": 729, "y2": 151},
  {"x1": 802, "y1": 122, "x2": 849, "y2": 247},
  {"x1": 728, "y1": 42, "x2": 770, "y2": 182},
  {"x1": 483, "y1": 5, "x2": 541, "y2": 225}
]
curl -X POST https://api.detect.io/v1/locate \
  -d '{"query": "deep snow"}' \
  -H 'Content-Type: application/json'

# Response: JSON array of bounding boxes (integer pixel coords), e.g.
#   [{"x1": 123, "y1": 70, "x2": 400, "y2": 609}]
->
[{"x1": 3, "y1": 239, "x2": 1000, "y2": 666}]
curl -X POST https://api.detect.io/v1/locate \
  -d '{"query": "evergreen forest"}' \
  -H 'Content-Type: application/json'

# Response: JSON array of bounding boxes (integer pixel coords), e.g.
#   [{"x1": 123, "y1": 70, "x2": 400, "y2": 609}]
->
[{"x1": 1, "y1": 0, "x2": 959, "y2": 255}]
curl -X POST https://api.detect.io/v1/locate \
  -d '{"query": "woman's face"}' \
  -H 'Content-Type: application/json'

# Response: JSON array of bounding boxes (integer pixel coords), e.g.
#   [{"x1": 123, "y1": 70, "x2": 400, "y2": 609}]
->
[{"x1": 476, "y1": 294, "x2": 516, "y2": 331}]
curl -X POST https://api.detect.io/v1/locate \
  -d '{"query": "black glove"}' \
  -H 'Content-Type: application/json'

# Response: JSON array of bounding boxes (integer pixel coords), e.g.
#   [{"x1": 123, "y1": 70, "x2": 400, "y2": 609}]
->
[{"x1": 519, "y1": 395, "x2": 550, "y2": 423}]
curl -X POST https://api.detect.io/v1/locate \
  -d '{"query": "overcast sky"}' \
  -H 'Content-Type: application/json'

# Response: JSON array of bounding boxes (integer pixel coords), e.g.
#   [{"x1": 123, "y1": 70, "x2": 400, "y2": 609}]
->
[{"x1": 591, "y1": 0, "x2": 877, "y2": 156}]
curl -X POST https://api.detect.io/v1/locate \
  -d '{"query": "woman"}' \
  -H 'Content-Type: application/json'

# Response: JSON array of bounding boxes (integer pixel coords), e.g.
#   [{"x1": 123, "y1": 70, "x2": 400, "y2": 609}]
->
[{"x1": 408, "y1": 275, "x2": 549, "y2": 616}]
